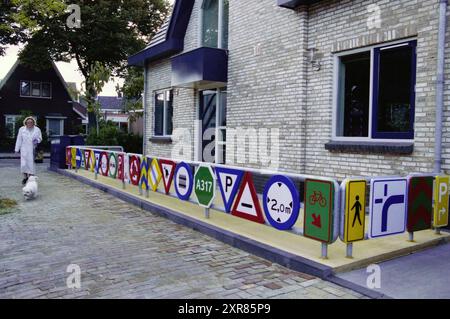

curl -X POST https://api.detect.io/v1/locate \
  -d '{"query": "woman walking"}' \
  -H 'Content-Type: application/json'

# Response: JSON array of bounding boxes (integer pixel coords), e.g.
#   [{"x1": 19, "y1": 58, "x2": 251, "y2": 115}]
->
[{"x1": 15, "y1": 117, "x2": 42, "y2": 185}]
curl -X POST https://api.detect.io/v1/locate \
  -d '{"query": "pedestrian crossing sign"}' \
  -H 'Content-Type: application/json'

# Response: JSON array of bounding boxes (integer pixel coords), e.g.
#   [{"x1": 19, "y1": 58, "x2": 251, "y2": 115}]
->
[{"x1": 343, "y1": 180, "x2": 366, "y2": 243}]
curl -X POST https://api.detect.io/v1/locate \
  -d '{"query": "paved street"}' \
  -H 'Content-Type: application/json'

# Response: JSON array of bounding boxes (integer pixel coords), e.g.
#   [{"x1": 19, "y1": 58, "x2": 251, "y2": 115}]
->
[{"x1": 0, "y1": 159, "x2": 366, "y2": 299}]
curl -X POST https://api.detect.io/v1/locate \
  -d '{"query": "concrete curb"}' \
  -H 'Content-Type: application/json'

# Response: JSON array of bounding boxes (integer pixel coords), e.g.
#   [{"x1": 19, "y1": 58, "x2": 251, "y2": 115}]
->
[{"x1": 53, "y1": 166, "x2": 389, "y2": 299}]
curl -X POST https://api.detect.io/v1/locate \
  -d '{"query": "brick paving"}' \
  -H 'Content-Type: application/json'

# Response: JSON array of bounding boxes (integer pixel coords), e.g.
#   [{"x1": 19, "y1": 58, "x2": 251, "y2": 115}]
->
[{"x1": 0, "y1": 160, "x2": 367, "y2": 299}]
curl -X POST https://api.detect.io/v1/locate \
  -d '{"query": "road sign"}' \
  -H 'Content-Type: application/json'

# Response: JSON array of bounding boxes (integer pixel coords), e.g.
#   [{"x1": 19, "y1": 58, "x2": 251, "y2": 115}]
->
[
  {"x1": 93, "y1": 150, "x2": 101, "y2": 173},
  {"x1": 343, "y1": 180, "x2": 367, "y2": 243},
  {"x1": 89, "y1": 151, "x2": 95, "y2": 173},
  {"x1": 159, "y1": 159, "x2": 176, "y2": 194},
  {"x1": 434, "y1": 176, "x2": 449, "y2": 227},
  {"x1": 304, "y1": 179, "x2": 334, "y2": 243},
  {"x1": 215, "y1": 167, "x2": 244, "y2": 213},
  {"x1": 129, "y1": 155, "x2": 141, "y2": 186},
  {"x1": 174, "y1": 162, "x2": 193, "y2": 201},
  {"x1": 231, "y1": 172, "x2": 265, "y2": 224},
  {"x1": 117, "y1": 153, "x2": 125, "y2": 181},
  {"x1": 140, "y1": 157, "x2": 149, "y2": 190},
  {"x1": 84, "y1": 150, "x2": 91, "y2": 170},
  {"x1": 109, "y1": 153, "x2": 118, "y2": 179},
  {"x1": 123, "y1": 154, "x2": 130, "y2": 184},
  {"x1": 66, "y1": 147, "x2": 71, "y2": 166},
  {"x1": 75, "y1": 148, "x2": 82, "y2": 169},
  {"x1": 149, "y1": 158, "x2": 162, "y2": 191},
  {"x1": 407, "y1": 176, "x2": 433, "y2": 232},
  {"x1": 80, "y1": 150, "x2": 86, "y2": 169},
  {"x1": 262, "y1": 175, "x2": 300, "y2": 231},
  {"x1": 71, "y1": 148, "x2": 77, "y2": 168},
  {"x1": 99, "y1": 152, "x2": 109, "y2": 176},
  {"x1": 194, "y1": 165, "x2": 216, "y2": 208},
  {"x1": 369, "y1": 178, "x2": 407, "y2": 238}
]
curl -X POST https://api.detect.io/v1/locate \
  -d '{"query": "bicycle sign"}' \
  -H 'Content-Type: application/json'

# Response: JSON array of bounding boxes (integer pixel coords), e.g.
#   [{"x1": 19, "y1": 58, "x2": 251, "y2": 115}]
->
[
  {"x1": 304, "y1": 179, "x2": 334, "y2": 243},
  {"x1": 309, "y1": 191, "x2": 327, "y2": 207}
]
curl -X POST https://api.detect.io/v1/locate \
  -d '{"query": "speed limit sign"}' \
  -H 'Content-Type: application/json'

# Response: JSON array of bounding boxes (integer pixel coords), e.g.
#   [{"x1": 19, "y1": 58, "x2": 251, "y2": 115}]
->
[{"x1": 263, "y1": 175, "x2": 300, "y2": 230}]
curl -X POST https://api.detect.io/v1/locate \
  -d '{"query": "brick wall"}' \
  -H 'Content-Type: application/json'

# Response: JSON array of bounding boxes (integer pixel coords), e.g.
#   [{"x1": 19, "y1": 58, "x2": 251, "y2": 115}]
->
[{"x1": 143, "y1": 0, "x2": 450, "y2": 179}]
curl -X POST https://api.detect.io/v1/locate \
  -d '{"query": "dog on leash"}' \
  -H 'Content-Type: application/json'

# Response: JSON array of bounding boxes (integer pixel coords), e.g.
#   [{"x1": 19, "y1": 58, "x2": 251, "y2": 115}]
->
[{"x1": 23, "y1": 175, "x2": 38, "y2": 200}]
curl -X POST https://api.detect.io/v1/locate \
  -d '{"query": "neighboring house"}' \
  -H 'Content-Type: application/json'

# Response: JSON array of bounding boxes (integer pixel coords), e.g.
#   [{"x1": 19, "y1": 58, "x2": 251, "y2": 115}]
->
[
  {"x1": 0, "y1": 60, "x2": 85, "y2": 141},
  {"x1": 97, "y1": 95, "x2": 143, "y2": 135},
  {"x1": 128, "y1": 0, "x2": 450, "y2": 179}
]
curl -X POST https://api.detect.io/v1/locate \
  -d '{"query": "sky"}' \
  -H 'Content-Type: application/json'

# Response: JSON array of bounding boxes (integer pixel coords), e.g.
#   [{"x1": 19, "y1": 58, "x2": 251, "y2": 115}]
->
[
  {"x1": 0, "y1": 0, "x2": 174, "y2": 96},
  {"x1": 0, "y1": 45, "x2": 123, "y2": 97}
]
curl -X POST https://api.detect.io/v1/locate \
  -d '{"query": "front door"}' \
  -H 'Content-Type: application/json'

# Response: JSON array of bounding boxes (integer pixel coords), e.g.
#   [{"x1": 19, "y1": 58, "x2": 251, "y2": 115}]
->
[{"x1": 199, "y1": 89, "x2": 226, "y2": 163}]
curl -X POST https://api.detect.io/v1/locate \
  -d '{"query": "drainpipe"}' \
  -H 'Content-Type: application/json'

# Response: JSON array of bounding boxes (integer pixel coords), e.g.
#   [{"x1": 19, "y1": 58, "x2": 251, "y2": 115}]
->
[
  {"x1": 143, "y1": 65, "x2": 148, "y2": 156},
  {"x1": 434, "y1": 0, "x2": 448, "y2": 174}
]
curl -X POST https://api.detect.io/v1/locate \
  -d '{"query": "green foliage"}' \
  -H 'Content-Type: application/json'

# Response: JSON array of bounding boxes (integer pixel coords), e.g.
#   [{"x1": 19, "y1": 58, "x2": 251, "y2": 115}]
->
[
  {"x1": 86, "y1": 121, "x2": 142, "y2": 154},
  {"x1": 117, "y1": 66, "x2": 144, "y2": 123}
]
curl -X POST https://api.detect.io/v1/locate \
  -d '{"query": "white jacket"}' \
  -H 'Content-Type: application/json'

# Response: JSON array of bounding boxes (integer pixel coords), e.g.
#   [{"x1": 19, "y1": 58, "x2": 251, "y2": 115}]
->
[{"x1": 15, "y1": 126, "x2": 42, "y2": 174}]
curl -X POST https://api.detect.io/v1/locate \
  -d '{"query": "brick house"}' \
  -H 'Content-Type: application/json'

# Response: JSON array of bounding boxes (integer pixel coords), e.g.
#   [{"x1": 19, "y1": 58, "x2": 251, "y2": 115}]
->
[
  {"x1": 0, "y1": 60, "x2": 85, "y2": 145},
  {"x1": 128, "y1": 0, "x2": 450, "y2": 179}
]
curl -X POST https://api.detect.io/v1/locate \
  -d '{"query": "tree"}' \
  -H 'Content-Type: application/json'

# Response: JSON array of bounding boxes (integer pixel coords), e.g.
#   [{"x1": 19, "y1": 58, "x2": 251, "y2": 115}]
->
[
  {"x1": 16, "y1": 0, "x2": 171, "y2": 130},
  {"x1": 116, "y1": 66, "x2": 144, "y2": 123}
]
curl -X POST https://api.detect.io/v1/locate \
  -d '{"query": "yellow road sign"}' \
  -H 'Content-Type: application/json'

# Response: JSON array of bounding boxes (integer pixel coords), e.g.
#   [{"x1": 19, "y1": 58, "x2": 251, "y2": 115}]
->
[
  {"x1": 71, "y1": 148, "x2": 77, "y2": 169},
  {"x1": 434, "y1": 176, "x2": 449, "y2": 228},
  {"x1": 344, "y1": 180, "x2": 367, "y2": 243}
]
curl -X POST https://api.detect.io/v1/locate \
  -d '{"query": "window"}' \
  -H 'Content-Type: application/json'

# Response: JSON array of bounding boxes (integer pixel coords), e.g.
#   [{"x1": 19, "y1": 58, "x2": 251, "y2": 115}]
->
[
  {"x1": 154, "y1": 90, "x2": 173, "y2": 136},
  {"x1": 335, "y1": 40, "x2": 416, "y2": 140},
  {"x1": 31, "y1": 82, "x2": 41, "y2": 96},
  {"x1": 20, "y1": 81, "x2": 30, "y2": 96},
  {"x1": 5, "y1": 115, "x2": 18, "y2": 138},
  {"x1": 42, "y1": 83, "x2": 51, "y2": 97},
  {"x1": 20, "y1": 81, "x2": 52, "y2": 98},
  {"x1": 201, "y1": 0, "x2": 229, "y2": 49},
  {"x1": 46, "y1": 118, "x2": 64, "y2": 136}
]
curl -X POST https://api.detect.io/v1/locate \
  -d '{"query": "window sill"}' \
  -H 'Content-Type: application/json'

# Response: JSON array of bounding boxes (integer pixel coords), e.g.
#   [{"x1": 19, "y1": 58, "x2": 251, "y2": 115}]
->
[
  {"x1": 325, "y1": 141, "x2": 414, "y2": 155},
  {"x1": 149, "y1": 136, "x2": 172, "y2": 144}
]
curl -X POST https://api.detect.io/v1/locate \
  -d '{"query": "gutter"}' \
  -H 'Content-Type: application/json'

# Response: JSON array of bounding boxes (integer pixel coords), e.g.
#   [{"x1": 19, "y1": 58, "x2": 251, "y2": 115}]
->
[
  {"x1": 143, "y1": 66, "x2": 148, "y2": 156},
  {"x1": 435, "y1": 0, "x2": 448, "y2": 174}
]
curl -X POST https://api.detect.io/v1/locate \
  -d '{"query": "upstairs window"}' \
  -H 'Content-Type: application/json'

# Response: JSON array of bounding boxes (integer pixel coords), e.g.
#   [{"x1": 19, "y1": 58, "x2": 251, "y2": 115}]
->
[
  {"x1": 154, "y1": 90, "x2": 173, "y2": 137},
  {"x1": 201, "y1": 0, "x2": 229, "y2": 49},
  {"x1": 20, "y1": 81, "x2": 52, "y2": 98},
  {"x1": 335, "y1": 40, "x2": 417, "y2": 140}
]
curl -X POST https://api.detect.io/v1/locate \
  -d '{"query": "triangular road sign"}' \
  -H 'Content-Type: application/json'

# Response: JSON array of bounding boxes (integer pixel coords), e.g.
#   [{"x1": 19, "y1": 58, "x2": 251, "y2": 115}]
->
[
  {"x1": 231, "y1": 172, "x2": 265, "y2": 224},
  {"x1": 159, "y1": 159, "x2": 176, "y2": 194},
  {"x1": 216, "y1": 167, "x2": 244, "y2": 213}
]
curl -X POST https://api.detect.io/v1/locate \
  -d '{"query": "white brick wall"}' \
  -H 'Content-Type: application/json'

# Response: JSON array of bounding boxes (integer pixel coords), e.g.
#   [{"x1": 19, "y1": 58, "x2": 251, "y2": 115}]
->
[{"x1": 143, "y1": 0, "x2": 450, "y2": 179}]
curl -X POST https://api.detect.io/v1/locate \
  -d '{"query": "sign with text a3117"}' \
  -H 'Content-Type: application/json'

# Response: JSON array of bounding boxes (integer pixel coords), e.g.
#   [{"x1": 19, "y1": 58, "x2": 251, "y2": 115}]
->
[{"x1": 304, "y1": 179, "x2": 334, "y2": 243}]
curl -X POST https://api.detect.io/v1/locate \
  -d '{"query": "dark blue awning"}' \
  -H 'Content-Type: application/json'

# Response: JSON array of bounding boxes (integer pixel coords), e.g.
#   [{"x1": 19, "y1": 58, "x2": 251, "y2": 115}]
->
[
  {"x1": 171, "y1": 47, "x2": 228, "y2": 89},
  {"x1": 277, "y1": 0, "x2": 322, "y2": 9}
]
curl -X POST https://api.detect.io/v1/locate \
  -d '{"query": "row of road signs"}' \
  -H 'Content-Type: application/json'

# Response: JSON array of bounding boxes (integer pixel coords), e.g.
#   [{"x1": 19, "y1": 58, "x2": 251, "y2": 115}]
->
[
  {"x1": 341, "y1": 176, "x2": 450, "y2": 243},
  {"x1": 67, "y1": 148, "x2": 450, "y2": 245}
]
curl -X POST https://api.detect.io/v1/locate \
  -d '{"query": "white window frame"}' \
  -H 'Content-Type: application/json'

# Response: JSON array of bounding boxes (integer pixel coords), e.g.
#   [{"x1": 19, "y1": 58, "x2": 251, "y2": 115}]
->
[
  {"x1": 4, "y1": 115, "x2": 19, "y2": 138},
  {"x1": 153, "y1": 89, "x2": 173, "y2": 137},
  {"x1": 20, "y1": 80, "x2": 52, "y2": 99},
  {"x1": 46, "y1": 117, "x2": 65, "y2": 136},
  {"x1": 332, "y1": 38, "x2": 416, "y2": 143},
  {"x1": 200, "y1": 0, "x2": 228, "y2": 49}
]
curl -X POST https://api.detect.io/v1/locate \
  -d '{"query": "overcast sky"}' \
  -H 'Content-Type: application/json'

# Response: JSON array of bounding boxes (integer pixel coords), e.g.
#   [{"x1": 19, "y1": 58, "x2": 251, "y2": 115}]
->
[{"x1": 0, "y1": 0, "x2": 174, "y2": 96}]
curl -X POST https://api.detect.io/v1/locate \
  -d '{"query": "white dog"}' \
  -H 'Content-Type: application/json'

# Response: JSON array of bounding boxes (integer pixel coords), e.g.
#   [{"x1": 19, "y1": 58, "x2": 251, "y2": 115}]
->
[{"x1": 23, "y1": 176, "x2": 38, "y2": 200}]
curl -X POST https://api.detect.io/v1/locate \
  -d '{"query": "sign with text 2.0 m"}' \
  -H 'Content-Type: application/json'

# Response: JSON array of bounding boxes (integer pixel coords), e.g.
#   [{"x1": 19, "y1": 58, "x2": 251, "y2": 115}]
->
[
  {"x1": 342, "y1": 179, "x2": 367, "y2": 243},
  {"x1": 304, "y1": 179, "x2": 334, "y2": 243},
  {"x1": 434, "y1": 176, "x2": 450, "y2": 228},
  {"x1": 369, "y1": 178, "x2": 407, "y2": 238},
  {"x1": 194, "y1": 165, "x2": 216, "y2": 208}
]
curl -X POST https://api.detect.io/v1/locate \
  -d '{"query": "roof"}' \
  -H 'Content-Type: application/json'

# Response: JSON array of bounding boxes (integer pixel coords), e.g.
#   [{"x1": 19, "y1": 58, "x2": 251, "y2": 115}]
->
[
  {"x1": 128, "y1": 0, "x2": 195, "y2": 66},
  {"x1": 97, "y1": 96, "x2": 125, "y2": 111},
  {"x1": 72, "y1": 102, "x2": 87, "y2": 119}
]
